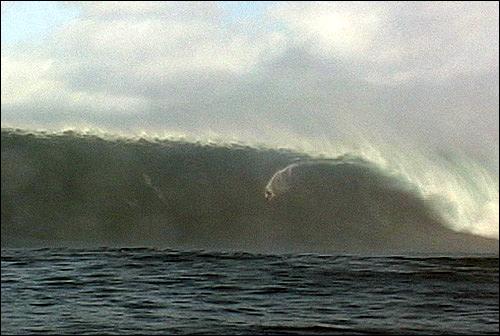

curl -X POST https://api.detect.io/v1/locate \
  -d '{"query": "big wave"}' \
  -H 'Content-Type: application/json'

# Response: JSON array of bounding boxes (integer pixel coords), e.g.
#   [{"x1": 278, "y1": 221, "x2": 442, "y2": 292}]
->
[{"x1": 1, "y1": 128, "x2": 497, "y2": 253}]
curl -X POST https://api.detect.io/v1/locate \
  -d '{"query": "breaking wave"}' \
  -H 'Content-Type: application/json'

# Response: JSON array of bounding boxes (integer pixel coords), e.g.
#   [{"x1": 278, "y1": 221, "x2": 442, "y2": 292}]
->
[{"x1": 1, "y1": 128, "x2": 498, "y2": 253}]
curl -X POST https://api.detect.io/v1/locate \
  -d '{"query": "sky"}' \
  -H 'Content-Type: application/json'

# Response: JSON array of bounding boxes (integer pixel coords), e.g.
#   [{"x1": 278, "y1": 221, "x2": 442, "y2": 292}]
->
[
  {"x1": 1, "y1": 1, "x2": 80, "y2": 43},
  {"x1": 1, "y1": 1, "x2": 499, "y2": 159},
  {"x1": 1, "y1": 1, "x2": 273, "y2": 43}
]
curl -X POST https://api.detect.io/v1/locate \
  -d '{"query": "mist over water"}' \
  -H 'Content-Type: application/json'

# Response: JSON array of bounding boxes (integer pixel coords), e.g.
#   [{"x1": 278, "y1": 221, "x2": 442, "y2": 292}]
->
[{"x1": 1, "y1": 128, "x2": 497, "y2": 253}]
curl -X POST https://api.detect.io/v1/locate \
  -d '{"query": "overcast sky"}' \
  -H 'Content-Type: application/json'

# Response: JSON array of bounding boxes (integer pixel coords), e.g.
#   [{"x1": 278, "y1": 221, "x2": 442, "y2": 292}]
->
[{"x1": 1, "y1": 1, "x2": 499, "y2": 160}]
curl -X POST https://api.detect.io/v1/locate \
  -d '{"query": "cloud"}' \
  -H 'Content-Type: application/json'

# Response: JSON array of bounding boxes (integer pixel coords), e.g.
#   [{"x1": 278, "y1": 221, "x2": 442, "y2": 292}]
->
[
  {"x1": 273, "y1": 2, "x2": 499, "y2": 84},
  {"x1": 54, "y1": 1, "x2": 282, "y2": 76},
  {"x1": 1, "y1": 1, "x2": 498, "y2": 159},
  {"x1": 273, "y1": 2, "x2": 385, "y2": 56}
]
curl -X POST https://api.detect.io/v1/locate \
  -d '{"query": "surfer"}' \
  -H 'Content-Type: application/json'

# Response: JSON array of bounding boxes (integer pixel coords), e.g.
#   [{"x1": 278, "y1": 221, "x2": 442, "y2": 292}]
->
[
  {"x1": 264, "y1": 156, "x2": 369, "y2": 201},
  {"x1": 264, "y1": 163, "x2": 298, "y2": 201}
]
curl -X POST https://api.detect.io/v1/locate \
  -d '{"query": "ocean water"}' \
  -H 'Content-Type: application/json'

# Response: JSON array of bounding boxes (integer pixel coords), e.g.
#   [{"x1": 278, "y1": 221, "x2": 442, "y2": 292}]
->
[{"x1": 1, "y1": 248, "x2": 498, "y2": 335}]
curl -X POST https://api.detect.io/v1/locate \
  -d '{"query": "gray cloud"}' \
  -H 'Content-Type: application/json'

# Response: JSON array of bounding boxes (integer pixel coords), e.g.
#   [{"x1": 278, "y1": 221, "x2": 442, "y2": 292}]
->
[{"x1": 1, "y1": 1, "x2": 498, "y2": 159}]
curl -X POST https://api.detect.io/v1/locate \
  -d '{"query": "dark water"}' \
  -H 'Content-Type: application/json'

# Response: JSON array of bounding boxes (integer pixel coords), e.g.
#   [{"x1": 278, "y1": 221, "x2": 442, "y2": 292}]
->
[{"x1": 2, "y1": 248, "x2": 498, "y2": 335}]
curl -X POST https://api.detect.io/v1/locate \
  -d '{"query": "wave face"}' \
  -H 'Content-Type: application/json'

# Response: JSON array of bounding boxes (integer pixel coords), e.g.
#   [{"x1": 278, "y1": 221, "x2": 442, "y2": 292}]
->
[{"x1": 1, "y1": 129, "x2": 498, "y2": 253}]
